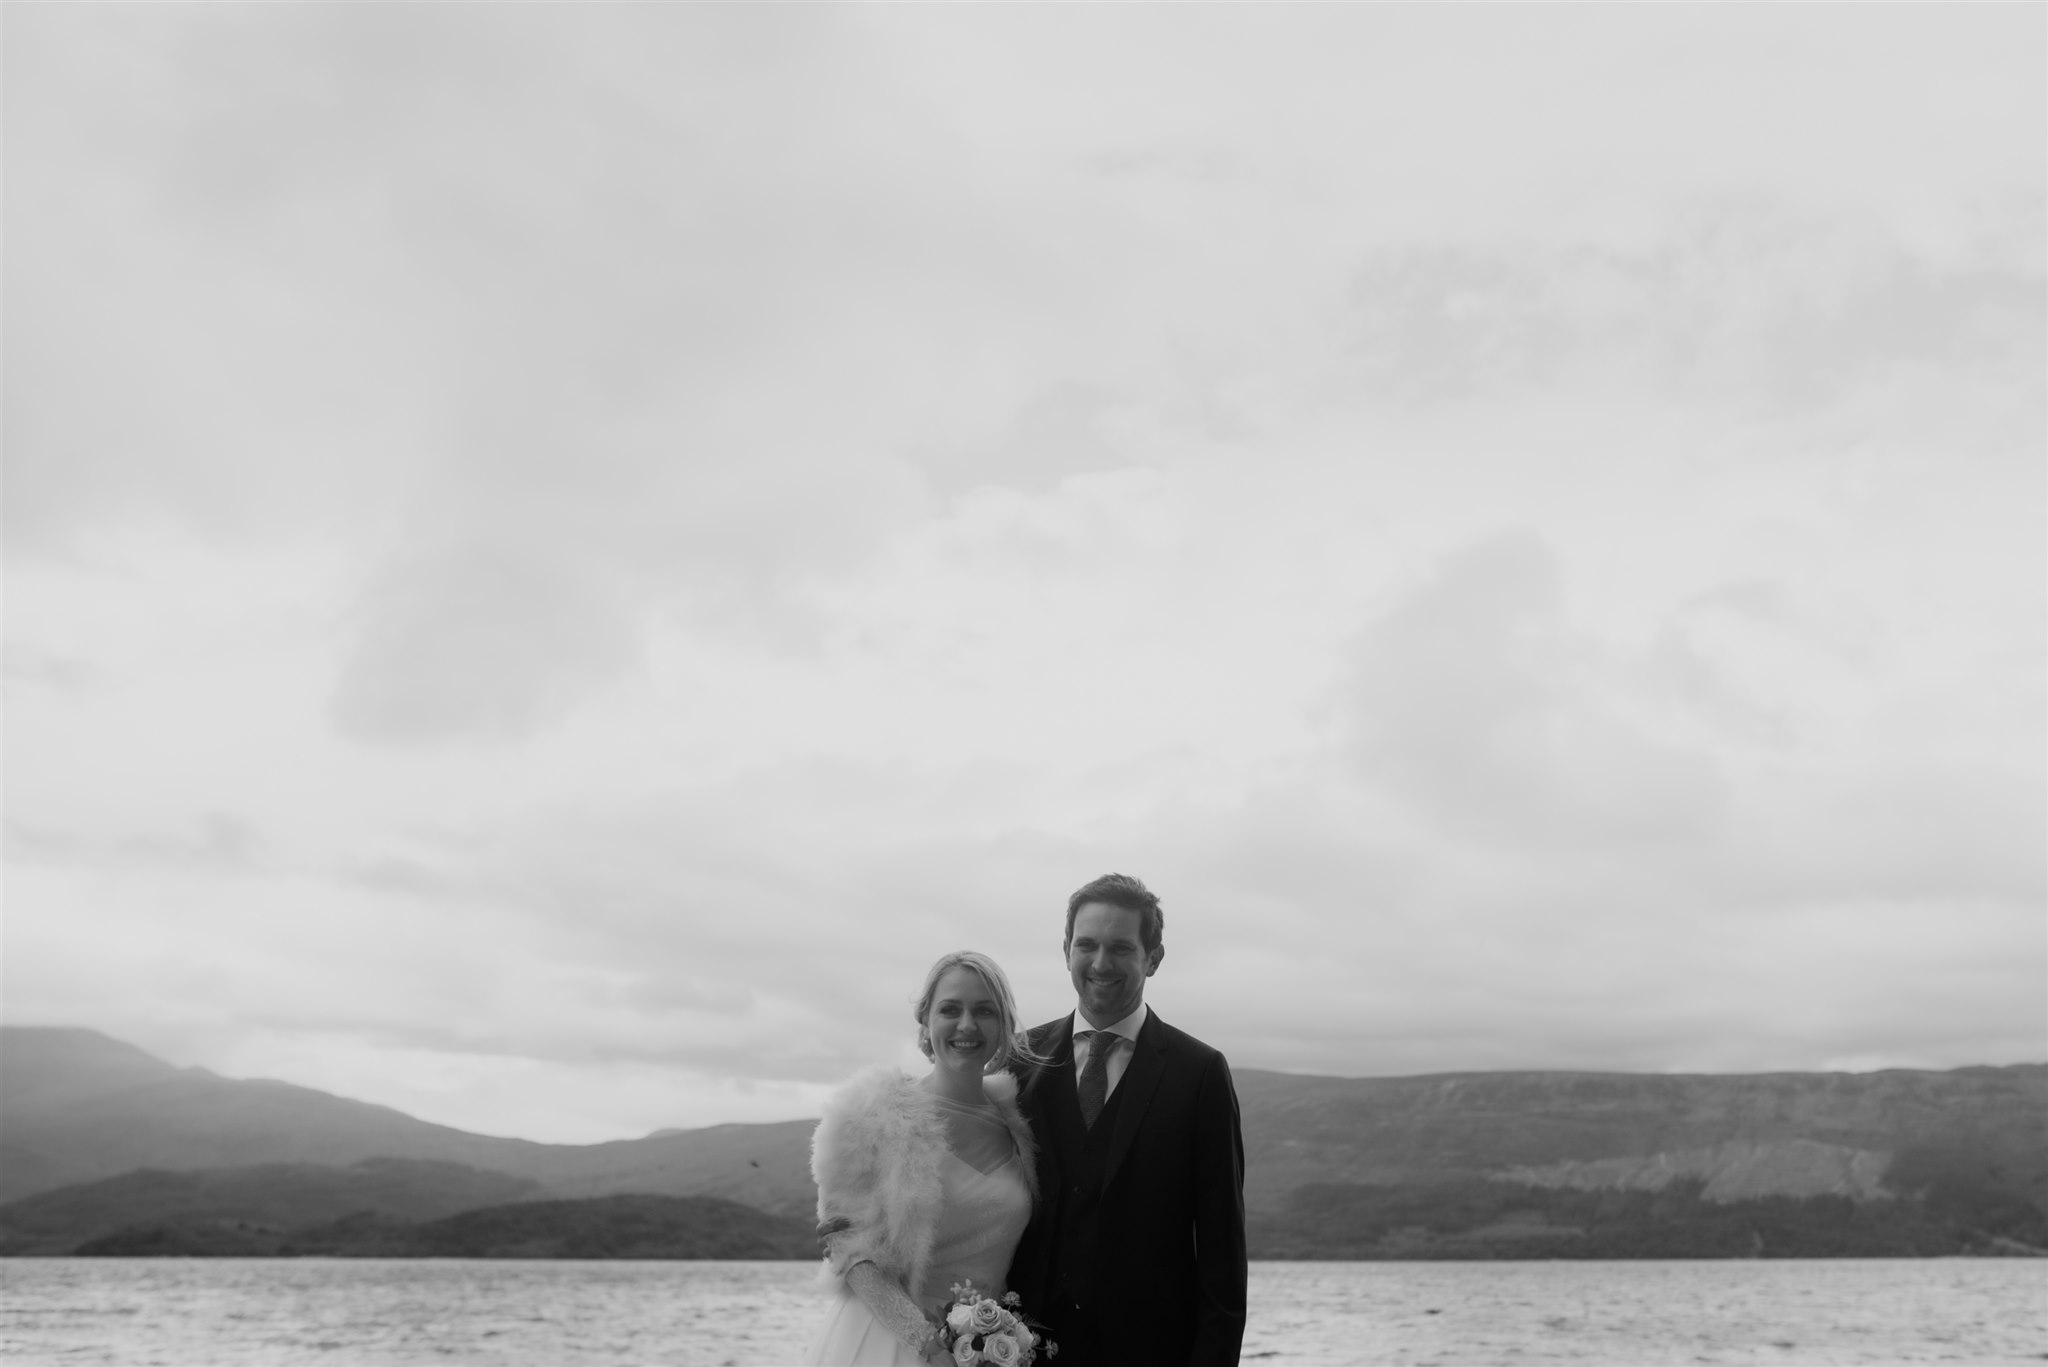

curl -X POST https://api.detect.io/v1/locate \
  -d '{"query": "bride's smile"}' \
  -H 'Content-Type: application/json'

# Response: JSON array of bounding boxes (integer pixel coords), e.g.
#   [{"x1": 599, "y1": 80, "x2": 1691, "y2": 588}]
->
[{"x1": 927, "y1": 966, "x2": 1003, "y2": 1074}]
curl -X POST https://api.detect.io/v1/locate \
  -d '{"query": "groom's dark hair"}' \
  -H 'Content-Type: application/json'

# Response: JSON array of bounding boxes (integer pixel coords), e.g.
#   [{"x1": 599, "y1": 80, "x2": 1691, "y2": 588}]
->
[{"x1": 1064, "y1": 872, "x2": 1165, "y2": 957}]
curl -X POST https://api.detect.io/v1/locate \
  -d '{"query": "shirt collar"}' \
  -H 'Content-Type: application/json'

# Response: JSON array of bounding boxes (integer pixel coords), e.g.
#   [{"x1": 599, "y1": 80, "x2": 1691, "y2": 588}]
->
[{"x1": 1071, "y1": 1001, "x2": 1148, "y2": 1044}]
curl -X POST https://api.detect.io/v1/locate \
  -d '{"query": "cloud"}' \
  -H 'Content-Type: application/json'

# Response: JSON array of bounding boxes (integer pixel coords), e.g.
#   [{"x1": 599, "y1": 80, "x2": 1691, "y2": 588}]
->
[
  {"x1": 3, "y1": 6, "x2": 2040, "y2": 1140},
  {"x1": 4, "y1": 811, "x2": 266, "y2": 876},
  {"x1": 1343, "y1": 529, "x2": 1730, "y2": 848},
  {"x1": 1721, "y1": 762, "x2": 2046, "y2": 910},
  {"x1": 330, "y1": 542, "x2": 641, "y2": 746},
  {"x1": 911, "y1": 381, "x2": 1138, "y2": 498},
  {"x1": 1, "y1": 645, "x2": 97, "y2": 694},
  {"x1": 2, "y1": 6, "x2": 990, "y2": 573}
]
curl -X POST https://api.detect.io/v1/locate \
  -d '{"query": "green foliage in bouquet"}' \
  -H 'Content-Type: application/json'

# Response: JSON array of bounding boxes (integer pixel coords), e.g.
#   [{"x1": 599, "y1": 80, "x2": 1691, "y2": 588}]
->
[{"x1": 933, "y1": 1280, "x2": 1057, "y2": 1365}]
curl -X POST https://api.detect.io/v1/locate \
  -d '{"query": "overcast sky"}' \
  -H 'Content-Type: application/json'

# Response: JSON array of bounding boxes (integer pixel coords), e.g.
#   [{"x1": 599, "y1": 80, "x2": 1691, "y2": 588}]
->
[{"x1": 5, "y1": 6, "x2": 2043, "y2": 1144}]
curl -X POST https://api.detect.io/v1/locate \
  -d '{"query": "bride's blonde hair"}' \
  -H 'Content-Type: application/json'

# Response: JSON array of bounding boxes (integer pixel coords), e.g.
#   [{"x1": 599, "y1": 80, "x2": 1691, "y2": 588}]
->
[{"x1": 912, "y1": 950, "x2": 1048, "y2": 1072}]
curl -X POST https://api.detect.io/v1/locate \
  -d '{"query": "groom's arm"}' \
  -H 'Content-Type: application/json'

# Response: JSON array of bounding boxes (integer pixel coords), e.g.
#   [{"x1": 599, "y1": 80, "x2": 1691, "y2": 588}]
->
[{"x1": 1188, "y1": 1049, "x2": 1248, "y2": 1367}]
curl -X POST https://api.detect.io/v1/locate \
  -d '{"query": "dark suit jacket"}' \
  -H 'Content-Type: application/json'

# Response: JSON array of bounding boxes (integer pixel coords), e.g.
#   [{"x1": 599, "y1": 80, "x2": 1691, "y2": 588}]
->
[{"x1": 1006, "y1": 1010, "x2": 1247, "y2": 1367}]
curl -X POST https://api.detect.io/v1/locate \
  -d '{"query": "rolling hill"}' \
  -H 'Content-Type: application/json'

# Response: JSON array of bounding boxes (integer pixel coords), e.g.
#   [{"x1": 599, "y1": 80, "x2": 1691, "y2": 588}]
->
[
  {"x1": 1231, "y1": 1063, "x2": 2048, "y2": 1210},
  {"x1": 70, "y1": 1194, "x2": 819, "y2": 1260},
  {"x1": 0, "y1": 1027, "x2": 816, "y2": 1214},
  {"x1": 0, "y1": 1158, "x2": 542, "y2": 1255},
  {"x1": 4, "y1": 1026, "x2": 2042, "y2": 1258}
]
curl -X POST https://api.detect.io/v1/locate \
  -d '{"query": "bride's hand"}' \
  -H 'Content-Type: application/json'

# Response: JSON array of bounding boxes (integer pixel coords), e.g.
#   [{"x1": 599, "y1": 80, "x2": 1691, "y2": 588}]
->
[{"x1": 920, "y1": 1314, "x2": 956, "y2": 1365}]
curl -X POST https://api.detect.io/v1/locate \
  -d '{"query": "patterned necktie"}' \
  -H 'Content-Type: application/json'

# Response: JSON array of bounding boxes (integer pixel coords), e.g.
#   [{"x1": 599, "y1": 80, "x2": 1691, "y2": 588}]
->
[{"x1": 1076, "y1": 1030, "x2": 1116, "y2": 1130}]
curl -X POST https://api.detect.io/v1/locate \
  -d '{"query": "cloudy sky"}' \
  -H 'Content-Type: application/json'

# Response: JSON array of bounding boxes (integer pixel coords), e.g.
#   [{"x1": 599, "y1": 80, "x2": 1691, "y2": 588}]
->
[{"x1": 5, "y1": 6, "x2": 2043, "y2": 1144}]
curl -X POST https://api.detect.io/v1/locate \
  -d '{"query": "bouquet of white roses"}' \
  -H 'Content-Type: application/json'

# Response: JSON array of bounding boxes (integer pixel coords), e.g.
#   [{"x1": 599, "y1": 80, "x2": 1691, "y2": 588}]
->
[{"x1": 933, "y1": 1280, "x2": 1056, "y2": 1366}]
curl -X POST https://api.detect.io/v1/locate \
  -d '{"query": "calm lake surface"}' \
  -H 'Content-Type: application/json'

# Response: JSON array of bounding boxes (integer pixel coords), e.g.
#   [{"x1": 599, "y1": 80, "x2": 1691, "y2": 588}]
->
[{"x1": 2, "y1": 1258, "x2": 2043, "y2": 1366}]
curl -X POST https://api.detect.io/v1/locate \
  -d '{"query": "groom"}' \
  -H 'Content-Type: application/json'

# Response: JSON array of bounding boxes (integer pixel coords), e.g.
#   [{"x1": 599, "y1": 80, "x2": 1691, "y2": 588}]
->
[{"x1": 1006, "y1": 873, "x2": 1247, "y2": 1367}]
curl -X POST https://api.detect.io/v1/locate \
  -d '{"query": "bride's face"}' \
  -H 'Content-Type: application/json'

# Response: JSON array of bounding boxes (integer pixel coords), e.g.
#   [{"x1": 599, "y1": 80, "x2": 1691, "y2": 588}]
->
[{"x1": 926, "y1": 966, "x2": 1003, "y2": 1076}]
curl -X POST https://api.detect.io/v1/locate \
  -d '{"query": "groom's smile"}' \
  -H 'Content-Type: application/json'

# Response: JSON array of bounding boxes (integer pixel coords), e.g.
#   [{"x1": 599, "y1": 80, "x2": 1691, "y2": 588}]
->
[{"x1": 1066, "y1": 901, "x2": 1162, "y2": 1028}]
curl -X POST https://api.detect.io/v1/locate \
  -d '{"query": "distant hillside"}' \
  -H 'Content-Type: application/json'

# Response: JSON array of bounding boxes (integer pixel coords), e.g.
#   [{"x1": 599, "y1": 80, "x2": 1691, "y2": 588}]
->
[
  {"x1": 5, "y1": 1027, "x2": 2042, "y2": 1260},
  {"x1": 1248, "y1": 1166, "x2": 2048, "y2": 1260},
  {"x1": 1231, "y1": 1065, "x2": 2048, "y2": 1257},
  {"x1": 1231, "y1": 1064, "x2": 2048, "y2": 1212},
  {"x1": 69, "y1": 1194, "x2": 818, "y2": 1260},
  {"x1": 0, "y1": 1027, "x2": 816, "y2": 1214},
  {"x1": 0, "y1": 1159, "x2": 541, "y2": 1256},
  {"x1": 0, "y1": 1028, "x2": 556, "y2": 1202}
]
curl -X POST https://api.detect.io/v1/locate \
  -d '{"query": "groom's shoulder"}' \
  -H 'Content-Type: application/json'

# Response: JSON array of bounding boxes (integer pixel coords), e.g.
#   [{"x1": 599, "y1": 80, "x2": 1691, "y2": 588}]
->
[
  {"x1": 1007, "y1": 1018, "x2": 1068, "y2": 1099},
  {"x1": 1149, "y1": 1017, "x2": 1246, "y2": 1103},
  {"x1": 1024, "y1": 1015, "x2": 1068, "y2": 1049},
  {"x1": 1143, "y1": 1012, "x2": 1230, "y2": 1067}
]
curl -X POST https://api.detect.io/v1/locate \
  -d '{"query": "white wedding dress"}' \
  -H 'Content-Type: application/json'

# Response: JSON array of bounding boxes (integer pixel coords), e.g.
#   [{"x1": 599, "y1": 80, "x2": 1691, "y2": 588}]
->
[{"x1": 805, "y1": 1146, "x2": 1033, "y2": 1365}]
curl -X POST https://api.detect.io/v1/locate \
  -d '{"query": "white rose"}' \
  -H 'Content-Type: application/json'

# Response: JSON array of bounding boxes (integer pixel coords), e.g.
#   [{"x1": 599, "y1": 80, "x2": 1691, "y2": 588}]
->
[{"x1": 947, "y1": 1304, "x2": 974, "y2": 1333}]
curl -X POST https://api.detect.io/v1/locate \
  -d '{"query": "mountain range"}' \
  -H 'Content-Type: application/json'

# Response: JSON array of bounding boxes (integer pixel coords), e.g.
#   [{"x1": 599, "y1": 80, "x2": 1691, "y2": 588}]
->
[
  {"x1": 3, "y1": 1026, "x2": 2042, "y2": 1258},
  {"x1": 0, "y1": 1028, "x2": 816, "y2": 1214}
]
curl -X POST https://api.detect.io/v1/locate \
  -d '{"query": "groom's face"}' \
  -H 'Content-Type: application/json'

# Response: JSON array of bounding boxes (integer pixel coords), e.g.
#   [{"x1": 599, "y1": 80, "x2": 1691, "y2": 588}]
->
[{"x1": 1066, "y1": 901, "x2": 1161, "y2": 1027}]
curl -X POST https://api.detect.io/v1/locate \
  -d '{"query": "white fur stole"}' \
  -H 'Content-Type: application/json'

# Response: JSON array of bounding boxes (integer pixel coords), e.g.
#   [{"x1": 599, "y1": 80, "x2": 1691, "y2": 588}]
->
[{"x1": 809, "y1": 1066, "x2": 1037, "y2": 1292}]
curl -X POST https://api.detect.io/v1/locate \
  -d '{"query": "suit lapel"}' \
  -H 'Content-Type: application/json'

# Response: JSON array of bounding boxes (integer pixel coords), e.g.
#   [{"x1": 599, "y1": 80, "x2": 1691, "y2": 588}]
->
[{"x1": 1100, "y1": 1010, "x2": 1168, "y2": 1191}]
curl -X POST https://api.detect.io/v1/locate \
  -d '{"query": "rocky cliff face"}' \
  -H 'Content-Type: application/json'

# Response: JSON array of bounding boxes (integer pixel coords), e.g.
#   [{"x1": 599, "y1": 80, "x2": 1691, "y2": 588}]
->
[
  {"x1": 1233, "y1": 1064, "x2": 2046, "y2": 1257},
  {"x1": 1495, "y1": 1137, "x2": 1894, "y2": 1202},
  {"x1": 1233, "y1": 1063, "x2": 2047, "y2": 1212}
]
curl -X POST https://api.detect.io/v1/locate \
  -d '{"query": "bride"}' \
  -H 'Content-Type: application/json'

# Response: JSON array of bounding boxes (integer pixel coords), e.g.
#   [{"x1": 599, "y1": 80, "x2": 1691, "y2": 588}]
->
[{"x1": 805, "y1": 951, "x2": 1042, "y2": 1366}]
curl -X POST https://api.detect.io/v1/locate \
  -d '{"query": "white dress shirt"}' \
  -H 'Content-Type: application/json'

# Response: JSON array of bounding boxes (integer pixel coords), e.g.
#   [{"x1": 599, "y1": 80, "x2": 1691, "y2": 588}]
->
[{"x1": 1071, "y1": 1002, "x2": 1148, "y2": 1103}]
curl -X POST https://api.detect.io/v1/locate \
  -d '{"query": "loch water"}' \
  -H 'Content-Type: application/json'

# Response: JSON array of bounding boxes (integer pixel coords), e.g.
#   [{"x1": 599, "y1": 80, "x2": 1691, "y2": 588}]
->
[{"x1": 2, "y1": 1257, "x2": 2043, "y2": 1366}]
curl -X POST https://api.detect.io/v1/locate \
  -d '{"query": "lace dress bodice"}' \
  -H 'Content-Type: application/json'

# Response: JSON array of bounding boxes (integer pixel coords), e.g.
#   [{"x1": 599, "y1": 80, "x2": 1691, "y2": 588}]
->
[{"x1": 913, "y1": 1151, "x2": 1032, "y2": 1305}]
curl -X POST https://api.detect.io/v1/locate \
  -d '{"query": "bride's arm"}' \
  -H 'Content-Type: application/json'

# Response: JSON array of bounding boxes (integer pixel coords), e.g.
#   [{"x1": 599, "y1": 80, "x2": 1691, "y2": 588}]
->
[
  {"x1": 811, "y1": 1071, "x2": 951, "y2": 1362},
  {"x1": 844, "y1": 1260, "x2": 947, "y2": 1363}
]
